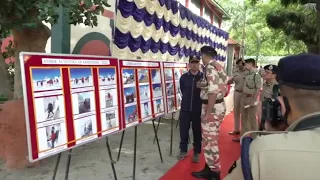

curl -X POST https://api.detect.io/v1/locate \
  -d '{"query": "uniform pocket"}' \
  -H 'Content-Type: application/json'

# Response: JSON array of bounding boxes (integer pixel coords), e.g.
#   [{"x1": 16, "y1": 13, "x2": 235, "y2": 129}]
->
[{"x1": 245, "y1": 76, "x2": 255, "y2": 89}]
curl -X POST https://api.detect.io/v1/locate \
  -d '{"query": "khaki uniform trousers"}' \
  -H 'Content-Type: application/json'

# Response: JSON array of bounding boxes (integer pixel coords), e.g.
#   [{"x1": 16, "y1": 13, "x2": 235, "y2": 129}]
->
[
  {"x1": 233, "y1": 90, "x2": 243, "y2": 132},
  {"x1": 240, "y1": 96, "x2": 258, "y2": 136}
]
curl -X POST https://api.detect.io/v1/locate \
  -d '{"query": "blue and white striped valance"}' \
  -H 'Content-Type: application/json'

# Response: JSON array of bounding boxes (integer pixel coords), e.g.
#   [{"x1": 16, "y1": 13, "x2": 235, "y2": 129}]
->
[{"x1": 113, "y1": 0, "x2": 228, "y2": 62}]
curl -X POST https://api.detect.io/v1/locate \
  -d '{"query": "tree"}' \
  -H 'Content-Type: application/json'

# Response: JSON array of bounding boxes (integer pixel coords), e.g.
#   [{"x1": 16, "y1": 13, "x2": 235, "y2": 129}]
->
[
  {"x1": 0, "y1": 29, "x2": 14, "y2": 100},
  {"x1": 218, "y1": 0, "x2": 306, "y2": 58},
  {"x1": 252, "y1": 0, "x2": 320, "y2": 53},
  {"x1": 0, "y1": 0, "x2": 111, "y2": 100}
]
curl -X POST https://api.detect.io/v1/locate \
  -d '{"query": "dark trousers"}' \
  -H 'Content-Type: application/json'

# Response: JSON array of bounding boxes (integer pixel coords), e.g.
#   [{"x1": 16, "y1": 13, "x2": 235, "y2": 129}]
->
[{"x1": 179, "y1": 110, "x2": 202, "y2": 154}]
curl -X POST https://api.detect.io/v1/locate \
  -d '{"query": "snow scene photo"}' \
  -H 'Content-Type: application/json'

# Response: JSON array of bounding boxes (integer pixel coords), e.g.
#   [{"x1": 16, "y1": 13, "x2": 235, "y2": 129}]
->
[
  {"x1": 164, "y1": 68, "x2": 173, "y2": 81},
  {"x1": 139, "y1": 85, "x2": 150, "y2": 101},
  {"x1": 31, "y1": 68, "x2": 62, "y2": 91},
  {"x1": 152, "y1": 83, "x2": 163, "y2": 98},
  {"x1": 138, "y1": 69, "x2": 149, "y2": 84},
  {"x1": 166, "y1": 83, "x2": 174, "y2": 96},
  {"x1": 43, "y1": 96, "x2": 61, "y2": 121},
  {"x1": 45, "y1": 124, "x2": 63, "y2": 149},
  {"x1": 70, "y1": 68, "x2": 93, "y2": 88},
  {"x1": 123, "y1": 69, "x2": 135, "y2": 85},
  {"x1": 174, "y1": 68, "x2": 181, "y2": 80},
  {"x1": 99, "y1": 68, "x2": 116, "y2": 86},
  {"x1": 153, "y1": 99, "x2": 164, "y2": 113},
  {"x1": 151, "y1": 69, "x2": 161, "y2": 83}
]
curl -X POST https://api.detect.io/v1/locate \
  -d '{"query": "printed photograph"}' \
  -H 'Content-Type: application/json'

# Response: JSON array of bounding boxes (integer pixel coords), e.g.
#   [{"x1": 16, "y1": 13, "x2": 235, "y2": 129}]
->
[
  {"x1": 176, "y1": 94, "x2": 182, "y2": 108},
  {"x1": 167, "y1": 97, "x2": 175, "y2": 112},
  {"x1": 140, "y1": 102, "x2": 152, "y2": 119},
  {"x1": 152, "y1": 83, "x2": 162, "y2": 98},
  {"x1": 46, "y1": 124, "x2": 63, "y2": 149},
  {"x1": 78, "y1": 92, "x2": 92, "y2": 114},
  {"x1": 70, "y1": 68, "x2": 93, "y2": 88},
  {"x1": 153, "y1": 99, "x2": 164, "y2": 113},
  {"x1": 35, "y1": 95, "x2": 65, "y2": 124},
  {"x1": 99, "y1": 68, "x2": 116, "y2": 86},
  {"x1": 138, "y1": 69, "x2": 149, "y2": 83},
  {"x1": 123, "y1": 69, "x2": 135, "y2": 85},
  {"x1": 101, "y1": 110, "x2": 119, "y2": 134},
  {"x1": 151, "y1": 69, "x2": 161, "y2": 83},
  {"x1": 125, "y1": 105, "x2": 138, "y2": 123},
  {"x1": 175, "y1": 82, "x2": 181, "y2": 94},
  {"x1": 166, "y1": 83, "x2": 174, "y2": 96},
  {"x1": 43, "y1": 96, "x2": 60, "y2": 120},
  {"x1": 103, "y1": 89, "x2": 117, "y2": 108},
  {"x1": 74, "y1": 116, "x2": 97, "y2": 140},
  {"x1": 105, "y1": 111, "x2": 117, "y2": 129},
  {"x1": 139, "y1": 85, "x2": 150, "y2": 101},
  {"x1": 124, "y1": 87, "x2": 136, "y2": 104},
  {"x1": 174, "y1": 68, "x2": 181, "y2": 80},
  {"x1": 164, "y1": 68, "x2": 173, "y2": 81},
  {"x1": 31, "y1": 68, "x2": 62, "y2": 91}
]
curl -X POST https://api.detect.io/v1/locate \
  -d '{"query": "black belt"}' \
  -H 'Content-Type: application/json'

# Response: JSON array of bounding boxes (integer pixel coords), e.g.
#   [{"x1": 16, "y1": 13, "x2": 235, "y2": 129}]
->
[{"x1": 202, "y1": 99, "x2": 224, "y2": 105}]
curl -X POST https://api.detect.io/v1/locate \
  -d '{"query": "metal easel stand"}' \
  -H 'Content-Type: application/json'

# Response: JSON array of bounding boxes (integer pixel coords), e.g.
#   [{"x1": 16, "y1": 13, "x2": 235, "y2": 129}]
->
[
  {"x1": 169, "y1": 112, "x2": 175, "y2": 156},
  {"x1": 105, "y1": 118, "x2": 164, "y2": 180},
  {"x1": 51, "y1": 149, "x2": 73, "y2": 180}
]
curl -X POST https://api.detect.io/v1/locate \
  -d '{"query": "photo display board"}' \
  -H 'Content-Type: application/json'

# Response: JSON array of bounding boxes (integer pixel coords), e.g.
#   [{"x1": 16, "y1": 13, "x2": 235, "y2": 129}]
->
[
  {"x1": 20, "y1": 53, "x2": 122, "y2": 162},
  {"x1": 119, "y1": 60, "x2": 165, "y2": 128},
  {"x1": 162, "y1": 62, "x2": 188, "y2": 113}
]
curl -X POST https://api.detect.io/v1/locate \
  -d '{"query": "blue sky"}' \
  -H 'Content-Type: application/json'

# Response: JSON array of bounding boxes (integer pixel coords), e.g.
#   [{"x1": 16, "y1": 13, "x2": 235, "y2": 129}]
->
[
  {"x1": 152, "y1": 83, "x2": 161, "y2": 89},
  {"x1": 70, "y1": 68, "x2": 92, "y2": 79},
  {"x1": 32, "y1": 68, "x2": 61, "y2": 80},
  {"x1": 124, "y1": 87, "x2": 135, "y2": 95},
  {"x1": 123, "y1": 69, "x2": 134, "y2": 75},
  {"x1": 151, "y1": 69, "x2": 160, "y2": 78},
  {"x1": 125, "y1": 105, "x2": 137, "y2": 120},
  {"x1": 99, "y1": 68, "x2": 115, "y2": 77}
]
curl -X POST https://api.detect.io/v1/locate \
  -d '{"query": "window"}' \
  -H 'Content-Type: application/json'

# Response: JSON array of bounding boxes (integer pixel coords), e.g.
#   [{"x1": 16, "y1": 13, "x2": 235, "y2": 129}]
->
[
  {"x1": 213, "y1": 14, "x2": 220, "y2": 27},
  {"x1": 190, "y1": 0, "x2": 200, "y2": 16},
  {"x1": 203, "y1": 7, "x2": 211, "y2": 22}
]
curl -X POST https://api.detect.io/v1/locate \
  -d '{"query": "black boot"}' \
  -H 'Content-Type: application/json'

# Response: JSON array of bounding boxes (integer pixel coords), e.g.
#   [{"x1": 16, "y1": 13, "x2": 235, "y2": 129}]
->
[
  {"x1": 191, "y1": 163, "x2": 211, "y2": 178},
  {"x1": 191, "y1": 164, "x2": 220, "y2": 180},
  {"x1": 207, "y1": 169, "x2": 221, "y2": 180}
]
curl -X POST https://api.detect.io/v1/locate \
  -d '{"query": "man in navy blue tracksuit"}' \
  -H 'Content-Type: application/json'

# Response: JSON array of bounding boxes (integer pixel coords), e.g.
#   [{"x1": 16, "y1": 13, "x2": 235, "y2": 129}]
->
[{"x1": 179, "y1": 56, "x2": 203, "y2": 163}]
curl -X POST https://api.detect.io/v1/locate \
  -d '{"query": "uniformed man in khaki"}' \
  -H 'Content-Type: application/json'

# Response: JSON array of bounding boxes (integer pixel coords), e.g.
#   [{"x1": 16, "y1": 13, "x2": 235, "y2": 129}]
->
[
  {"x1": 227, "y1": 59, "x2": 248, "y2": 141},
  {"x1": 238, "y1": 59, "x2": 261, "y2": 141},
  {"x1": 224, "y1": 53, "x2": 320, "y2": 180},
  {"x1": 259, "y1": 64, "x2": 278, "y2": 130}
]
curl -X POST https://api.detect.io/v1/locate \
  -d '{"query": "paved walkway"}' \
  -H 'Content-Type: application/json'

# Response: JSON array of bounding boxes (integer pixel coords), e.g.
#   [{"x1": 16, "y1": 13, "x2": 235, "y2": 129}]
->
[{"x1": 0, "y1": 119, "x2": 181, "y2": 180}]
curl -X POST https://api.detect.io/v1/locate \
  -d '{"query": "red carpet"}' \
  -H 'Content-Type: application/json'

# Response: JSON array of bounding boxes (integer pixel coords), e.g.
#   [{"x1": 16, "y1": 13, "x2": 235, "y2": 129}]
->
[{"x1": 160, "y1": 113, "x2": 240, "y2": 180}]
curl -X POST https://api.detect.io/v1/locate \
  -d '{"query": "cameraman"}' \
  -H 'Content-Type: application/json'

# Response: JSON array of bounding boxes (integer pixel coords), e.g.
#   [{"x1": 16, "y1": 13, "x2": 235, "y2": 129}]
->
[
  {"x1": 178, "y1": 56, "x2": 203, "y2": 162},
  {"x1": 224, "y1": 53, "x2": 320, "y2": 180},
  {"x1": 259, "y1": 64, "x2": 278, "y2": 130}
]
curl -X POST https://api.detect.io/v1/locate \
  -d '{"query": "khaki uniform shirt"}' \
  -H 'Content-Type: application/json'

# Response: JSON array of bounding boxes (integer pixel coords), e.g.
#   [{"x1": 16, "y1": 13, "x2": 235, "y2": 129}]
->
[
  {"x1": 224, "y1": 112, "x2": 320, "y2": 180},
  {"x1": 200, "y1": 60, "x2": 228, "y2": 100},
  {"x1": 260, "y1": 80, "x2": 278, "y2": 101},
  {"x1": 232, "y1": 69, "x2": 248, "y2": 92},
  {"x1": 243, "y1": 69, "x2": 262, "y2": 95}
]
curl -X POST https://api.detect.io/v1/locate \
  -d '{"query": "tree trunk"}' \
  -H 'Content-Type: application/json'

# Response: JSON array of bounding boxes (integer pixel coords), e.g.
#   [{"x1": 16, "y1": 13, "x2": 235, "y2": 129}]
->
[
  {"x1": 0, "y1": 46, "x2": 13, "y2": 100},
  {"x1": 316, "y1": 3, "x2": 320, "y2": 54},
  {"x1": 12, "y1": 22, "x2": 51, "y2": 100}
]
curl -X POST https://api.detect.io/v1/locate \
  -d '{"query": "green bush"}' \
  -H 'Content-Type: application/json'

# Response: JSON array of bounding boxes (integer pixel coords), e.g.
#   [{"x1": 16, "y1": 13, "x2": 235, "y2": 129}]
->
[{"x1": 0, "y1": 94, "x2": 8, "y2": 104}]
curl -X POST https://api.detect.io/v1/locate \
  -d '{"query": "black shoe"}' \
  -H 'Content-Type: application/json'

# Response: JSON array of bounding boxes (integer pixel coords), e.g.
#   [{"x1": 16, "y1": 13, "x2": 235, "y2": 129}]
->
[
  {"x1": 191, "y1": 164, "x2": 220, "y2": 180},
  {"x1": 192, "y1": 153, "x2": 200, "y2": 163}
]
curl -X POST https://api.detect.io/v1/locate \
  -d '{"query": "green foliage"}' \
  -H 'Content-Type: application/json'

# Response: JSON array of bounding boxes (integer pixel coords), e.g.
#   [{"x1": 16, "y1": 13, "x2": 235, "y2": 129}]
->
[
  {"x1": 0, "y1": 0, "x2": 111, "y2": 30},
  {"x1": 0, "y1": 93, "x2": 8, "y2": 104},
  {"x1": 217, "y1": 0, "x2": 306, "y2": 56}
]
